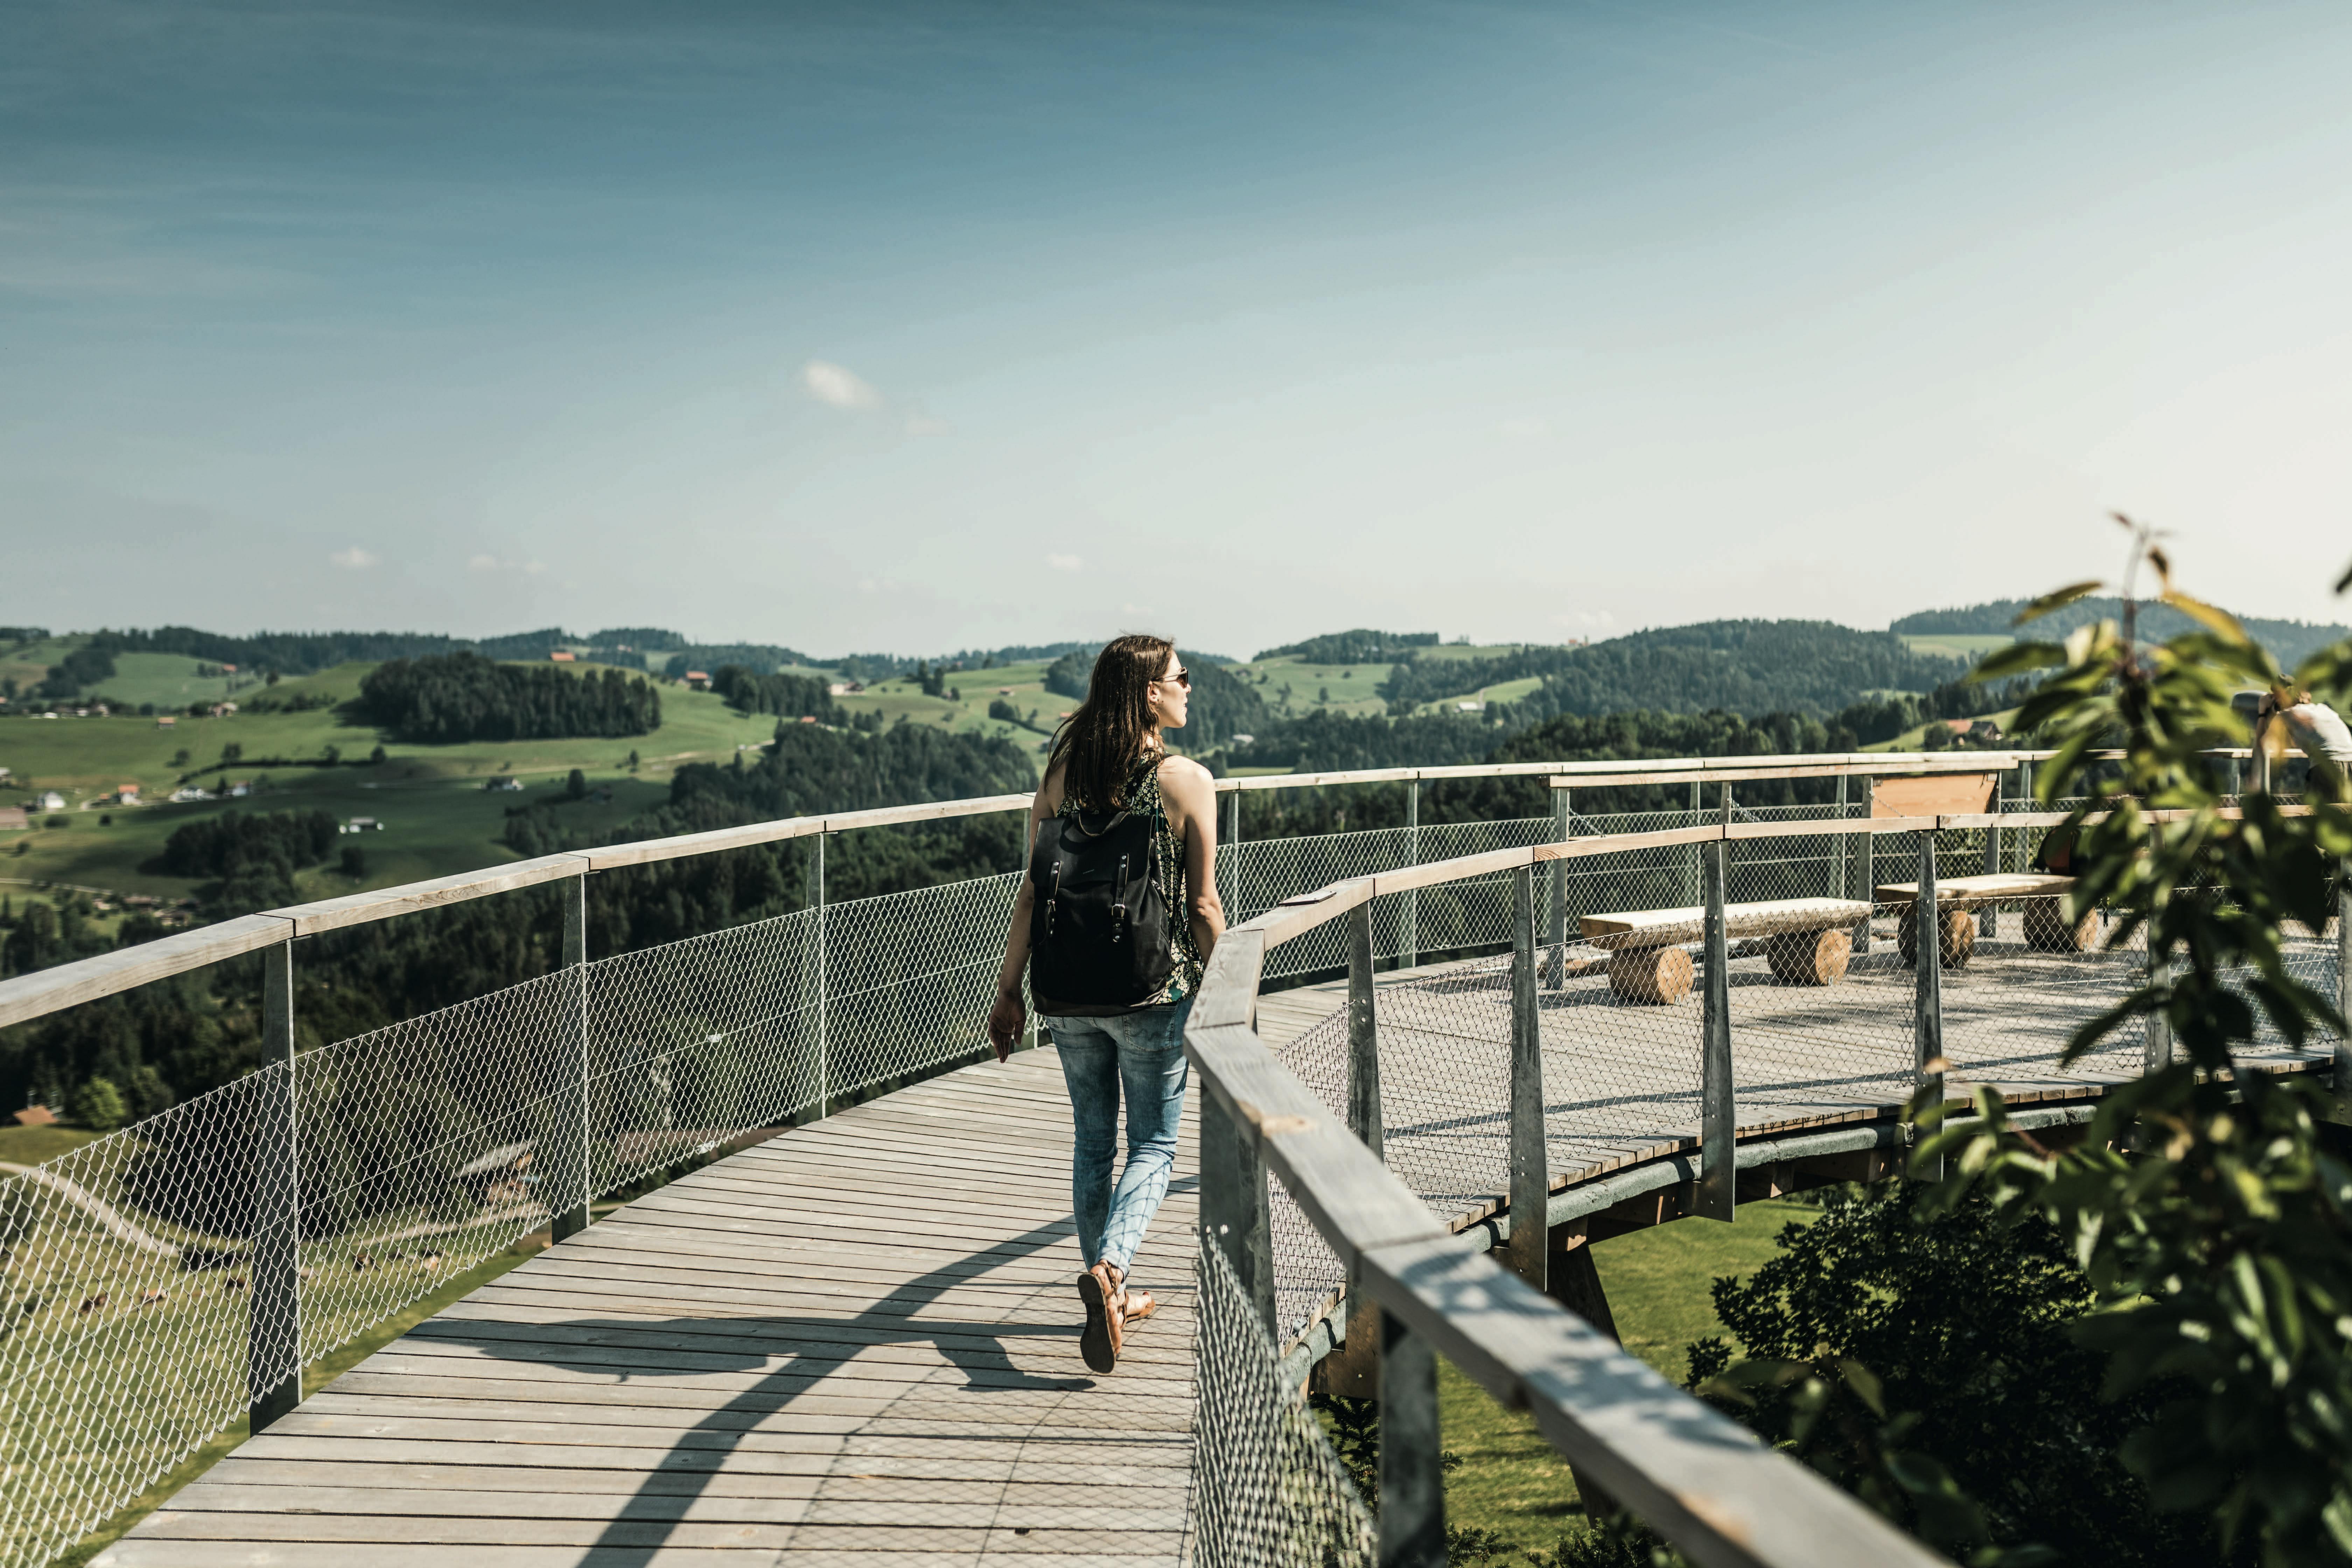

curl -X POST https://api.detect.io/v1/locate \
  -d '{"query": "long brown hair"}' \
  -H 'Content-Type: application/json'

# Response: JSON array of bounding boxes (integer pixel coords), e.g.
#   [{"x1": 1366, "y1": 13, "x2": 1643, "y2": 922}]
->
[{"x1": 1048, "y1": 634, "x2": 1176, "y2": 809}]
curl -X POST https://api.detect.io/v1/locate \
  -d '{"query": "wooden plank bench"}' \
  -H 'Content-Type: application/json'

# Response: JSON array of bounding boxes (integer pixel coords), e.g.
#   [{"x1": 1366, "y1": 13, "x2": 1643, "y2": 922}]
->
[
  {"x1": 1872, "y1": 872, "x2": 2090, "y2": 966},
  {"x1": 1580, "y1": 898, "x2": 1872, "y2": 1003}
]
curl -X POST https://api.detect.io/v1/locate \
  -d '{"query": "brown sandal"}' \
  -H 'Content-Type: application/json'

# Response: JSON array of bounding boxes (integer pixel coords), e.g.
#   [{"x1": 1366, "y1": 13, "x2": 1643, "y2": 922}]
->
[
  {"x1": 1077, "y1": 1262, "x2": 1125, "y2": 1373},
  {"x1": 1120, "y1": 1288, "x2": 1157, "y2": 1327}
]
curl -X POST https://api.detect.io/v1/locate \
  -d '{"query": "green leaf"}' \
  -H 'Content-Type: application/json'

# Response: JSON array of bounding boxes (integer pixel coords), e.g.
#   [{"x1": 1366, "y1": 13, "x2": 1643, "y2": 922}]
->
[
  {"x1": 1973, "y1": 641, "x2": 2065, "y2": 681},
  {"x1": 2014, "y1": 580, "x2": 2105, "y2": 626}
]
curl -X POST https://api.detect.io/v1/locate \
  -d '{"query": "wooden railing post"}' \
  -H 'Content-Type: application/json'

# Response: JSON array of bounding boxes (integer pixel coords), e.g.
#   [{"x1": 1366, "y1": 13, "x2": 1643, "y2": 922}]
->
[
  {"x1": 1378, "y1": 1307, "x2": 1446, "y2": 1568},
  {"x1": 551, "y1": 871, "x2": 593, "y2": 1241},
  {"x1": 1505, "y1": 866, "x2": 1547, "y2": 1289},
  {"x1": 1200, "y1": 1091, "x2": 1275, "y2": 1338},
  {"x1": 1545, "y1": 785, "x2": 1570, "y2": 989},
  {"x1": 1913, "y1": 836, "x2": 1944, "y2": 1181},
  {"x1": 1698, "y1": 838, "x2": 1735, "y2": 1222},
  {"x1": 249, "y1": 941, "x2": 301, "y2": 1432}
]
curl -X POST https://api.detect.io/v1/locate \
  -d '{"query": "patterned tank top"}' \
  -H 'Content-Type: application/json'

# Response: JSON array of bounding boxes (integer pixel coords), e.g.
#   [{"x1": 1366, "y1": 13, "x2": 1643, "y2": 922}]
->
[{"x1": 1059, "y1": 751, "x2": 1204, "y2": 1006}]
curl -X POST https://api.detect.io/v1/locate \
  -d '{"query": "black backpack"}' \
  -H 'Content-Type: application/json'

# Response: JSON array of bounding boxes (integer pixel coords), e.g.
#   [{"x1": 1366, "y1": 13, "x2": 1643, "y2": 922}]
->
[{"x1": 1028, "y1": 801, "x2": 1174, "y2": 1011}]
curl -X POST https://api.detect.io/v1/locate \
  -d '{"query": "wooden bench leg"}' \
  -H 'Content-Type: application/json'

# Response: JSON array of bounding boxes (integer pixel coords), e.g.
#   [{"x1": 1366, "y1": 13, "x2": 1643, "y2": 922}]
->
[
  {"x1": 1898, "y1": 906, "x2": 1976, "y2": 968},
  {"x1": 1606, "y1": 946, "x2": 1694, "y2": 1004},
  {"x1": 1766, "y1": 926, "x2": 1851, "y2": 986},
  {"x1": 2023, "y1": 897, "x2": 2097, "y2": 953}
]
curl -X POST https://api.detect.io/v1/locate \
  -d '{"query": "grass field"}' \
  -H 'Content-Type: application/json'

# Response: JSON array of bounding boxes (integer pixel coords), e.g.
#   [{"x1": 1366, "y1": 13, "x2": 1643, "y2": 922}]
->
[
  {"x1": 1437, "y1": 1197, "x2": 1820, "y2": 1551},
  {"x1": 0, "y1": 654, "x2": 799, "y2": 905},
  {"x1": 1898, "y1": 632, "x2": 2011, "y2": 662},
  {"x1": 1221, "y1": 644, "x2": 1531, "y2": 721}
]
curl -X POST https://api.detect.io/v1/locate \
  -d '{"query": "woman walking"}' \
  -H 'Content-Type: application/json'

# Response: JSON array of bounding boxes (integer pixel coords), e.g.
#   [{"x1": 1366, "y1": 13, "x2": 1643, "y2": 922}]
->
[{"x1": 988, "y1": 634, "x2": 1223, "y2": 1374}]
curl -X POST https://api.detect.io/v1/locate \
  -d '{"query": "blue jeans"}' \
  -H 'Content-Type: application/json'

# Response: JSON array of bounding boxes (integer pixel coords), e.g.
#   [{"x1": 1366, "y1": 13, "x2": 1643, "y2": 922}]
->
[{"x1": 1043, "y1": 995, "x2": 1192, "y2": 1288}]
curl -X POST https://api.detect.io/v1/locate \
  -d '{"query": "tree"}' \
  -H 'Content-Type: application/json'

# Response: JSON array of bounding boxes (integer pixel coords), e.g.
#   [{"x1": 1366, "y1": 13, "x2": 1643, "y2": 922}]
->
[
  {"x1": 369, "y1": 745, "x2": 387, "y2": 765},
  {"x1": 220, "y1": 742, "x2": 242, "y2": 766},
  {"x1": 340, "y1": 846, "x2": 368, "y2": 881},
  {"x1": 68, "y1": 1077, "x2": 127, "y2": 1133},
  {"x1": 1689, "y1": 1183, "x2": 2213, "y2": 1564},
  {"x1": 567, "y1": 769, "x2": 588, "y2": 800},
  {"x1": 1919, "y1": 521, "x2": 2352, "y2": 1563}
]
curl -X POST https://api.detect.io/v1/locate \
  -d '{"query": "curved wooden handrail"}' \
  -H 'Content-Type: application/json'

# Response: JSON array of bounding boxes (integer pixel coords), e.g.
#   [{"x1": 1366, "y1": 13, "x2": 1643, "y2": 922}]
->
[
  {"x1": 1183, "y1": 838, "x2": 1955, "y2": 1568},
  {"x1": 0, "y1": 742, "x2": 2246, "y2": 1034}
]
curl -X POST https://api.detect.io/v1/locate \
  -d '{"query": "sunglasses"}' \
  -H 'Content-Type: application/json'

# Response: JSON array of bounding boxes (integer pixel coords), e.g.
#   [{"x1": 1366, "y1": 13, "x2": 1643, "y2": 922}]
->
[{"x1": 1157, "y1": 667, "x2": 1192, "y2": 690}]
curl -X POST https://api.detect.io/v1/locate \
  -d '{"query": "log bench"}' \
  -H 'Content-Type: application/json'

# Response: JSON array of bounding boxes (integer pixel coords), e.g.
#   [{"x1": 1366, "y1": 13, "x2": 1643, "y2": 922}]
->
[
  {"x1": 1872, "y1": 872, "x2": 2090, "y2": 967},
  {"x1": 1580, "y1": 897, "x2": 1872, "y2": 1003}
]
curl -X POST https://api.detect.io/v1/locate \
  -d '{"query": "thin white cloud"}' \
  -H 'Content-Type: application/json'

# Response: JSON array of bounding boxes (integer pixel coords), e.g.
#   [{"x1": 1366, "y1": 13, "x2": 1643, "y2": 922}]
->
[
  {"x1": 1047, "y1": 553, "x2": 1083, "y2": 573},
  {"x1": 331, "y1": 546, "x2": 379, "y2": 569},
  {"x1": 904, "y1": 413, "x2": 951, "y2": 436},
  {"x1": 804, "y1": 359, "x2": 882, "y2": 410},
  {"x1": 468, "y1": 553, "x2": 499, "y2": 572}
]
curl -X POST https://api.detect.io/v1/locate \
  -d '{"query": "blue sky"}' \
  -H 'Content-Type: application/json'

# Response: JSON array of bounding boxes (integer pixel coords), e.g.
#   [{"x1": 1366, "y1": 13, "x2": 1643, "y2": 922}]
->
[{"x1": 6, "y1": 1, "x2": 2350, "y2": 656}]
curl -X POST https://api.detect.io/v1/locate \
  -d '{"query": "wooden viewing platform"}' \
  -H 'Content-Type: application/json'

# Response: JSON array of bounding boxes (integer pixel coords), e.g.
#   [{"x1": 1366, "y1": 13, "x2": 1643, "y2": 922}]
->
[
  {"x1": 96, "y1": 917, "x2": 2330, "y2": 1565},
  {"x1": 100, "y1": 1050, "x2": 1201, "y2": 1567}
]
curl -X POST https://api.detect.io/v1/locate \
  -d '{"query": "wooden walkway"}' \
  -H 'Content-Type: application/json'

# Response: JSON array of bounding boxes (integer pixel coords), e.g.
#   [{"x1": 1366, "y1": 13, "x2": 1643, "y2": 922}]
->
[{"x1": 101, "y1": 1049, "x2": 1199, "y2": 1567}]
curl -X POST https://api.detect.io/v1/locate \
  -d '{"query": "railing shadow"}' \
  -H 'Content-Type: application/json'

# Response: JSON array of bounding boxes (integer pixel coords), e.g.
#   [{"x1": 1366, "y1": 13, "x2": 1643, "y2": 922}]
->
[{"x1": 402, "y1": 1178, "x2": 1199, "y2": 1562}]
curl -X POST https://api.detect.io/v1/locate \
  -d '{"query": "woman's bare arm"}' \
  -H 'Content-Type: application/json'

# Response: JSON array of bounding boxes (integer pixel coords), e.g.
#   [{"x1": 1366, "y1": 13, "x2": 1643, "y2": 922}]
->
[
  {"x1": 987, "y1": 768, "x2": 1063, "y2": 1061},
  {"x1": 1158, "y1": 757, "x2": 1225, "y2": 966}
]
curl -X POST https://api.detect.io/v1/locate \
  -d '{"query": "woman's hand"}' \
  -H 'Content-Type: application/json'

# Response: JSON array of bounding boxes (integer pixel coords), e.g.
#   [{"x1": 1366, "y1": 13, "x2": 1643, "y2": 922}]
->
[{"x1": 987, "y1": 989, "x2": 1026, "y2": 1063}]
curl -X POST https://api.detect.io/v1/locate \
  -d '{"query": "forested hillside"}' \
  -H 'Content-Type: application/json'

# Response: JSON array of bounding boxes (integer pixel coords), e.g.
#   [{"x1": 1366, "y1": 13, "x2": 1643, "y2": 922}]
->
[
  {"x1": 1891, "y1": 597, "x2": 2350, "y2": 668},
  {"x1": 357, "y1": 653, "x2": 662, "y2": 742},
  {"x1": 1377, "y1": 620, "x2": 1966, "y2": 718},
  {"x1": 1255, "y1": 629, "x2": 1440, "y2": 664},
  {"x1": 709, "y1": 665, "x2": 836, "y2": 722}
]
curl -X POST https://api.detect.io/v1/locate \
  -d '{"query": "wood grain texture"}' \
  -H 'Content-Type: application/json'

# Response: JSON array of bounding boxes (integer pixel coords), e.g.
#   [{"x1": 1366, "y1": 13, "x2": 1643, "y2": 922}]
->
[
  {"x1": 98, "y1": 1047, "x2": 1199, "y2": 1568},
  {"x1": 0, "y1": 912, "x2": 293, "y2": 1029}
]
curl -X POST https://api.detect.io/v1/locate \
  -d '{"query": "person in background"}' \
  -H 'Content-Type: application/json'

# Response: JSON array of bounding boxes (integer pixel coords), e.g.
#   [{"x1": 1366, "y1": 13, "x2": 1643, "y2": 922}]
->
[{"x1": 2254, "y1": 684, "x2": 2352, "y2": 791}]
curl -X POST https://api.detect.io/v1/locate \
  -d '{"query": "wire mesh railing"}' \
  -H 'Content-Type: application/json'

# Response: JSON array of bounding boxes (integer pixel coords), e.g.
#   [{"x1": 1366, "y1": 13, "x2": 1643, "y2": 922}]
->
[
  {"x1": 0, "y1": 869, "x2": 1024, "y2": 1568},
  {"x1": 1190, "y1": 1233, "x2": 1376, "y2": 1568}
]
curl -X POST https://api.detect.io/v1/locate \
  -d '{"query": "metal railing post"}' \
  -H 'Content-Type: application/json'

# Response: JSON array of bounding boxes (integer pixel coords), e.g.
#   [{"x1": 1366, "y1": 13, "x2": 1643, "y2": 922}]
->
[
  {"x1": 1505, "y1": 865, "x2": 1547, "y2": 1289},
  {"x1": 1199, "y1": 1091, "x2": 1275, "y2": 1337},
  {"x1": 1831, "y1": 772, "x2": 1848, "y2": 897},
  {"x1": 2255, "y1": 744, "x2": 2273, "y2": 796},
  {"x1": 814, "y1": 831, "x2": 830, "y2": 1118},
  {"x1": 1683, "y1": 779, "x2": 1701, "y2": 905},
  {"x1": 1546, "y1": 784, "x2": 1570, "y2": 988},
  {"x1": 1222, "y1": 785, "x2": 1239, "y2": 850},
  {"x1": 1914, "y1": 836, "x2": 1944, "y2": 1181},
  {"x1": 1348, "y1": 903, "x2": 1382, "y2": 1160},
  {"x1": 249, "y1": 941, "x2": 301, "y2": 1432},
  {"x1": 1324, "y1": 901, "x2": 1385, "y2": 1396},
  {"x1": 1980, "y1": 774, "x2": 2002, "y2": 938},
  {"x1": 1698, "y1": 838, "x2": 1735, "y2": 1222},
  {"x1": 1853, "y1": 776, "x2": 1875, "y2": 954},
  {"x1": 1404, "y1": 780, "x2": 1420, "y2": 969},
  {"x1": 1379, "y1": 1306, "x2": 1446, "y2": 1568},
  {"x1": 2337, "y1": 859, "x2": 2352, "y2": 1120},
  {"x1": 551, "y1": 871, "x2": 592, "y2": 1240}
]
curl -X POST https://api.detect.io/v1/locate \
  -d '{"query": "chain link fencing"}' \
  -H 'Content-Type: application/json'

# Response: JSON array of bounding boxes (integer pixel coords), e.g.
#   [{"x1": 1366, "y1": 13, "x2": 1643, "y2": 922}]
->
[
  {"x1": 0, "y1": 868, "x2": 1028, "y2": 1568},
  {"x1": 1261, "y1": 817, "x2": 2341, "y2": 1344},
  {"x1": 1190, "y1": 1231, "x2": 1375, "y2": 1568}
]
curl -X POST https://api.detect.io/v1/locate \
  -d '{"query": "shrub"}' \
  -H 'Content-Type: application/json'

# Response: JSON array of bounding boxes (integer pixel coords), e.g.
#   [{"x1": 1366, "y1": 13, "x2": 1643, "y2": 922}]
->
[{"x1": 67, "y1": 1077, "x2": 126, "y2": 1133}]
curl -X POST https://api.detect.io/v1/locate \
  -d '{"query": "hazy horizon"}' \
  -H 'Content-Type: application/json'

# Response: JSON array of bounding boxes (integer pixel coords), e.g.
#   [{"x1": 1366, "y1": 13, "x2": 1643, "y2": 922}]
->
[{"x1": 10, "y1": 2, "x2": 2352, "y2": 652}]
